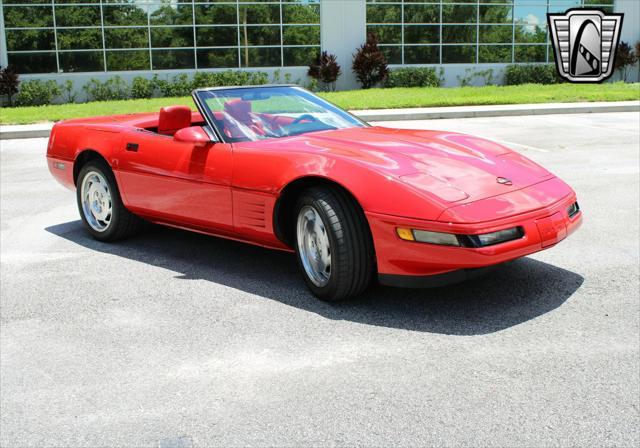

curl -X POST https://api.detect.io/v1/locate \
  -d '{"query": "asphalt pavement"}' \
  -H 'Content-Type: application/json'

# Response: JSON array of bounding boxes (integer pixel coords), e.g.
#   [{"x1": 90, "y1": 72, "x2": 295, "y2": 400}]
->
[{"x1": 1, "y1": 112, "x2": 638, "y2": 447}]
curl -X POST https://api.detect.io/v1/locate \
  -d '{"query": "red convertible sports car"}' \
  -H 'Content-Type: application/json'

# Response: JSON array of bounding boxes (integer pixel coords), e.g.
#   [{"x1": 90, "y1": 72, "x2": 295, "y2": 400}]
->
[{"x1": 47, "y1": 85, "x2": 582, "y2": 301}]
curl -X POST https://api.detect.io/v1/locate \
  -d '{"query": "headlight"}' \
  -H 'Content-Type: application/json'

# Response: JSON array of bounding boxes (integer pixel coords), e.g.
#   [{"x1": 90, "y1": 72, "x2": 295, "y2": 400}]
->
[
  {"x1": 475, "y1": 227, "x2": 523, "y2": 246},
  {"x1": 396, "y1": 228, "x2": 460, "y2": 246},
  {"x1": 396, "y1": 226, "x2": 523, "y2": 247}
]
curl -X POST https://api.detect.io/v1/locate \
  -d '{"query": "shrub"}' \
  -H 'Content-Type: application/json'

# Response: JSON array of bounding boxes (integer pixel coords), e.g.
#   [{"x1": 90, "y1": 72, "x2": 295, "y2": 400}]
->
[
  {"x1": 305, "y1": 78, "x2": 319, "y2": 92},
  {"x1": 61, "y1": 80, "x2": 77, "y2": 103},
  {"x1": 352, "y1": 33, "x2": 389, "y2": 89},
  {"x1": 131, "y1": 76, "x2": 154, "y2": 99},
  {"x1": 504, "y1": 64, "x2": 561, "y2": 85},
  {"x1": 0, "y1": 66, "x2": 20, "y2": 107},
  {"x1": 385, "y1": 67, "x2": 441, "y2": 88},
  {"x1": 152, "y1": 73, "x2": 192, "y2": 97},
  {"x1": 272, "y1": 69, "x2": 294, "y2": 84},
  {"x1": 15, "y1": 79, "x2": 61, "y2": 106},
  {"x1": 308, "y1": 51, "x2": 342, "y2": 91},
  {"x1": 614, "y1": 41, "x2": 638, "y2": 82},
  {"x1": 83, "y1": 76, "x2": 129, "y2": 101},
  {"x1": 154, "y1": 71, "x2": 270, "y2": 96},
  {"x1": 248, "y1": 71, "x2": 270, "y2": 85}
]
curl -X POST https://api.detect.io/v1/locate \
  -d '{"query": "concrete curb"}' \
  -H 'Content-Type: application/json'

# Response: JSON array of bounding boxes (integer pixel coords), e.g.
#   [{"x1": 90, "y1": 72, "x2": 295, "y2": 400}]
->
[
  {"x1": 357, "y1": 100, "x2": 640, "y2": 121},
  {"x1": 1, "y1": 101, "x2": 638, "y2": 140}
]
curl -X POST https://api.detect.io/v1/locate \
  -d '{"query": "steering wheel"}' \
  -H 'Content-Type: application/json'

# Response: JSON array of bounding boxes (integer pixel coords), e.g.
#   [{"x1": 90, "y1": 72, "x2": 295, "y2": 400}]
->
[{"x1": 291, "y1": 114, "x2": 318, "y2": 125}]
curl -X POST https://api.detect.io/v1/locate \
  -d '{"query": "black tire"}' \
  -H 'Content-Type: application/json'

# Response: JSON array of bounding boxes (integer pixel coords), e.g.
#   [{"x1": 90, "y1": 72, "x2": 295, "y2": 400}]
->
[
  {"x1": 76, "y1": 159, "x2": 143, "y2": 241},
  {"x1": 294, "y1": 187, "x2": 375, "y2": 301}
]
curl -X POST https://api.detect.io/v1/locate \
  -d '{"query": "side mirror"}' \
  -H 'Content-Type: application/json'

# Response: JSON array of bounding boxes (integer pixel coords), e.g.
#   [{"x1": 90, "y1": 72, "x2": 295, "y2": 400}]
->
[{"x1": 174, "y1": 126, "x2": 212, "y2": 147}]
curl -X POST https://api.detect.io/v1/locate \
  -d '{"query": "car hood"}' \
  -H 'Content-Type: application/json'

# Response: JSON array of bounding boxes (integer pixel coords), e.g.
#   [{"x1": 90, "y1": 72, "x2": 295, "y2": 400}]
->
[{"x1": 295, "y1": 126, "x2": 553, "y2": 205}]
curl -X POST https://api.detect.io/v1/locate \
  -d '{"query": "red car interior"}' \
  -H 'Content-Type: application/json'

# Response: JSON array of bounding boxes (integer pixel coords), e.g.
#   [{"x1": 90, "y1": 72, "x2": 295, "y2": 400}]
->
[{"x1": 223, "y1": 99, "x2": 265, "y2": 138}]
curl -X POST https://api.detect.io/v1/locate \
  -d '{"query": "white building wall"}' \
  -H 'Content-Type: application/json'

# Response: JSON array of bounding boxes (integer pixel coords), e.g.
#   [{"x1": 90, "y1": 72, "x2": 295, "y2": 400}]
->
[
  {"x1": 320, "y1": 0, "x2": 367, "y2": 90},
  {"x1": 0, "y1": 2, "x2": 8, "y2": 68},
  {"x1": 616, "y1": 0, "x2": 640, "y2": 82},
  {"x1": 4, "y1": 0, "x2": 640, "y2": 95}
]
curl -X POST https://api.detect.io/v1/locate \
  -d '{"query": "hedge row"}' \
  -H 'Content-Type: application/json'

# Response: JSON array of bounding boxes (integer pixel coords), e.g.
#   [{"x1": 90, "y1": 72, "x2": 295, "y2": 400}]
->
[{"x1": 10, "y1": 64, "x2": 562, "y2": 107}]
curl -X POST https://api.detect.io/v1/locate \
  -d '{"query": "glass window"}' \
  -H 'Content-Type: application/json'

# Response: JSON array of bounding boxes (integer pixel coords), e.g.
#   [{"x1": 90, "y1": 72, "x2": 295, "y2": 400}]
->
[
  {"x1": 283, "y1": 47, "x2": 320, "y2": 66},
  {"x1": 3, "y1": 6, "x2": 54, "y2": 28},
  {"x1": 380, "y1": 46, "x2": 402, "y2": 64},
  {"x1": 6, "y1": 29, "x2": 56, "y2": 52},
  {"x1": 57, "y1": 28, "x2": 103, "y2": 50},
  {"x1": 404, "y1": 25, "x2": 440, "y2": 45},
  {"x1": 103, "y1": 5, "x2": 148, "y2": 27},
  {"x1": 442, "y1": 45, "x2": 476, "y2": 63},
  {"x1": 283, "y1": 25, "x2": 320, "y2": 46},
  {"x1": 195, "y1": 86, "x2": 364, "y2": 143},
  {"x1": 404, "y1": 4, "x2": 439, "y2": 24},
  {"x1": 240, "y1": 26, "x2": 281, "y2": 46},
  {"x1": 367, "y1": 4, "x2": 401, "y2": 24},
  {"x1": 238, "y1": 4, "x2": 280, "y2": 24},
  {"x1": 4, "y1": 0, "x2": 56, "y2": 3},
  {"x1": 479, "y1": 45, "x2": 512, "y2": 63},
  {"x1": 367, "y1": 25, "x2": 402, "y2": 45},
  {"x1": 479, "y1": 5, "x2": 513, "y2": 24},
  {"x1": 54, "y1": 5, "x2": 101, "y2": 27},
  {"x1": 404, "y1": 45, "x2": 439, "y2": 64},
  {"x1": 196, "y1": 27, "x2": 239, "y2": 47},
  {"x1": 514, "y1": 44, "x2": 546, "y2": 62},
  {"x1": 442, "y1": 25, "x2": 476, "y2": 44},
  {"x1": 515, "y1": 24, "x2": 547, "y2": 43},
  {"x1": 106, "y1": 50, "x2": 151, "y2": 71},
  {"x1": 150, "y1": 27, "x2": 194, "y2": 48},
  {"x1": 7, "y1": 52, "x2": 58, "y2": 74},
  {"x1": 442, "y1": 5, "x2": 477, "y2": 24},
  {"x1": 514, "y1": 4, "x2": 546, "y2": 26},
  {"x1": 283, "y1": 4, "x2": 320, "y2": 24},
  {"x1": 549, "y1": 1, "x2": 582, "y2": 13},
  {"x1": 149, "y1": 3, "x2": 194, "y2": 26},
  {"x1": 240, "y1": 47, "x2": 281, "y2": 67},
  {"x1": 195, "y1": 4, "x2": 238, "y2": 25},
  {"x1": 152, "y1": 49, "x2": 195, "y2": 69},
  {"x1": 59, "y1": 51, "x2": 104, "y2": 72},
  {"x1": 479, "y1": 25, "x2": 513, "y2": 44},
  {"x1": 197, "y1": 48, "x2": 239, "y2": 69},
  {"x1": 105, "y1": 28, "x2": 149, "y2": 49}
]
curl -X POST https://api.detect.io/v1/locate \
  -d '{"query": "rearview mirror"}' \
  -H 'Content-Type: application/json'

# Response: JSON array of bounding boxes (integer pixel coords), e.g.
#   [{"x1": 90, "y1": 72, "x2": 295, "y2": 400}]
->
[{"x1": 174, "y1": 126, "x2": 212, "y2": 147}]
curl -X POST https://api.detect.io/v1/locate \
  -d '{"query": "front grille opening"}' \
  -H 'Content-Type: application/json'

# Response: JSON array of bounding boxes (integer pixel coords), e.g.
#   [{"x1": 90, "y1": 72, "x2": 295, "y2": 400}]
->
[{"x1": 567, "y1": 201, "x2": 580, "y2": 218}]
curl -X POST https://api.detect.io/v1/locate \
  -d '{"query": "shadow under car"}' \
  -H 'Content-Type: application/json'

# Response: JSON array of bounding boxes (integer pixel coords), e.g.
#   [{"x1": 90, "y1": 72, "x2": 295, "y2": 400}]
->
[{"x1": 46, "y1": 221, "x2": 584, "y2": 336}]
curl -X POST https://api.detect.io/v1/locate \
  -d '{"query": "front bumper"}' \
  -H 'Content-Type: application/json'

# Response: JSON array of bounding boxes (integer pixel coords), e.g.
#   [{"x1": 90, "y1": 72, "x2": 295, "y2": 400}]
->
[{"x1": 366, "y1": 185, "x2": 582, "y2": 285}]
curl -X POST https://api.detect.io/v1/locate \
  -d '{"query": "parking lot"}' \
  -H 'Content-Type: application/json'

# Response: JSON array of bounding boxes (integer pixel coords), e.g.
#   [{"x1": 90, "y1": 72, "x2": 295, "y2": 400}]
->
[{"x1": 1, "y1": 112, "x2": 639, "y2": 447}]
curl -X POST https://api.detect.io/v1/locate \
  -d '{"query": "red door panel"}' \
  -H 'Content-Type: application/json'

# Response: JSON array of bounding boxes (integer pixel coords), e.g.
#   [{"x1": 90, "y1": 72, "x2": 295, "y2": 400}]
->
[{"x1": 115, "y1": 130, "x2": 233, "y2": 231}]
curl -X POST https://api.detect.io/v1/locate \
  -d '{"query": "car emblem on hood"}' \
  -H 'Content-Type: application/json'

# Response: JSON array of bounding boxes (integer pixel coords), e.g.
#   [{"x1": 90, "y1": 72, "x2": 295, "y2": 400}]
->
[{"x1": 497, "y1": 177, "x2": 513, "y2": 185}]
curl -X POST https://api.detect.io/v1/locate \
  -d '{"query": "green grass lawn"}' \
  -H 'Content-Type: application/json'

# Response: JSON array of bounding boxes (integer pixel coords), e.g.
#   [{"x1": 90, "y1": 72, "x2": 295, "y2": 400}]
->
[{"x1": 1, "y1": 82, "x2": 638, "y2": 125}]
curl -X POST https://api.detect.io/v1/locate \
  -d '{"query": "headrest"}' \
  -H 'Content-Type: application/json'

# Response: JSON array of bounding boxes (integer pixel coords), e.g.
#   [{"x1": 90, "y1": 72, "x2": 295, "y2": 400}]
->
[
  {"x1": 224, "y1": 99, "x2": 252, "y2": 120},
  {"x1": 158, "y1": 105, "x2": 192, "y2": 135}
]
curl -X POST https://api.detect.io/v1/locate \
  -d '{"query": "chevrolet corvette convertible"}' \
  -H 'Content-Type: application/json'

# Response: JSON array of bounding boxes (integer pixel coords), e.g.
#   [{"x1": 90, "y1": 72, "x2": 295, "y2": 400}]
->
[{"x1": 47, "y1": 85, "x2": 582, "y2": 301}]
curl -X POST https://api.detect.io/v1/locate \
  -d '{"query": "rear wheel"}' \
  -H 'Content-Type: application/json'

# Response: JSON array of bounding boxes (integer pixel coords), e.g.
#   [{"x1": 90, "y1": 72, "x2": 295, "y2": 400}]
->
[
  {"x1": 76, "y1": 159, "x2": 142, "y2": 241},
  {"x1": 294, "y1": 187, "x2": 375, "y2": 301}
]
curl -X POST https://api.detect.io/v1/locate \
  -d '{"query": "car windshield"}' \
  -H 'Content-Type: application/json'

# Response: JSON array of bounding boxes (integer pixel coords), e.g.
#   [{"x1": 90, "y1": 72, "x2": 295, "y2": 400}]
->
[{"x1": 194, "y1": 86, "x2": 365, "y2": 143}]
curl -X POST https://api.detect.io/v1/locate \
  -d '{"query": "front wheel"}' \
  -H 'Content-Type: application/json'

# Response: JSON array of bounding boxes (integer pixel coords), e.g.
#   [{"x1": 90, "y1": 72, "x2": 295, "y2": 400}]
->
[
  {"x1": 294, "y1": 187, "x2": 375, "y2": 301},
  {"x1": 76, "y1": 159, "x2": 142, "y2": 241}
]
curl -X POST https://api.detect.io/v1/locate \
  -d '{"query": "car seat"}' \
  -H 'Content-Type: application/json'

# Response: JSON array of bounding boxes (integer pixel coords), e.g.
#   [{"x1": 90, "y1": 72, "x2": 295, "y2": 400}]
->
[{"x1": 158, "y1": 105, "x2": 192, "y2": 136}]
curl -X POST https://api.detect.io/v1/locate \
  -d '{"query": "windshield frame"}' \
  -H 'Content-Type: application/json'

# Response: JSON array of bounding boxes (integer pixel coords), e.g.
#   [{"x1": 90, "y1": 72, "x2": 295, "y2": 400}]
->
[{"x1": 191, "y1": 85, "x2": 368, "y2": 144}]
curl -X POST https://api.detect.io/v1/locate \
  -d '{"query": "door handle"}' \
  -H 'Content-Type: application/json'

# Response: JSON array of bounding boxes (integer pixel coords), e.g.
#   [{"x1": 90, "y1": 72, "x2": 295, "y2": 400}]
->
[{"x1": 126, "y1": 142, "x2": 139, "y2": 152}]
